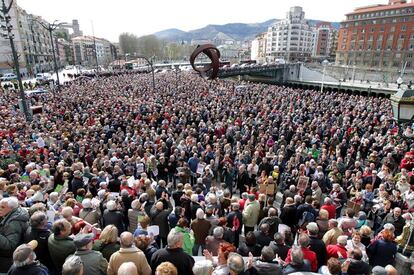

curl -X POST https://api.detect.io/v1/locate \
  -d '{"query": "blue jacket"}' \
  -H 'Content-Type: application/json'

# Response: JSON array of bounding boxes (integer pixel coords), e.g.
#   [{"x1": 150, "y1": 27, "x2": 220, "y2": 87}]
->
[{"x1": 367, "y1": 239, "x2": 397, "y2": 267}]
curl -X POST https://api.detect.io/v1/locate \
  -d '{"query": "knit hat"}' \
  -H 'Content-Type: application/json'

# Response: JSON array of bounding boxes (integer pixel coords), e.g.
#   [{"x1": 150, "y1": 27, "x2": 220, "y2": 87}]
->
[{"x1": 13, "y1": 240, "x2": 38, "y2": 262}]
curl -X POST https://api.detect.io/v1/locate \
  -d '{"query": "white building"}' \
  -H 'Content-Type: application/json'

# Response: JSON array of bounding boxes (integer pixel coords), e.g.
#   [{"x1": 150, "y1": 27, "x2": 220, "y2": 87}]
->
[
  {"x1": 72, "y1": 36, "x2": 116, "y2": 67},
  {"x1": 266, "y1": 6, "x2": 316, "y2": 62},
  {"x1": 251, "y1": 32, "x2": 267, "y2": 63}
]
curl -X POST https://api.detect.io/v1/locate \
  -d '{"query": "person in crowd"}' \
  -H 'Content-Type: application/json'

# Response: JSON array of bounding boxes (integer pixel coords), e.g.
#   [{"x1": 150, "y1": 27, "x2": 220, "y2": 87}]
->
[
  {"x1": 367, "y1": 228, "x2": 397, "y2": 267},
  {"x1": 7, "y1": 240, "x2": 49, "y2": 275},
  {"x1": 344, "y1": 247, "x2": 371, "y2": 275},
  {"x1": 253, "y1": 223, "x2": 273, "y2": 248},
  {"x1": 205, "y1": 226, "x2": 230, "y2": 256},
  {"x1": 191, "y1": 208, "x2": 212, "y2": 256},
  {"x1": 323, "y1": 219, "x2": 343, "y2": 245},
  {"x1": 284, "y1": 233, "x2": 318, "y2": 272},
  {"x1": 62, "y1": 255, "x2": 84, "y2": 275},
  {"x1": 151, "y1": 229, "x2": 195, "y2": 275},
  {"x1": 155, "y1": 261, "x2": 178, "y2": 275},
  {"x1": 242, "y1": 194, "x2": 260, "y2": 234},
  {"x1": 226, "y1": 203, "x2": 242, "y2": 247},
  {"x1": 236, "y1": 230, "x2": 261, "y2": 257},
  {"x1": 258, "y1": 207, "x2": 281, "y2": 238},
  {"x1": 283, "y1": 246, "x2": 312, "y2": 274},
  {"x1": 0, "y1": 197, "x2": 30, "y2": 273},
  {"x1": 118, "y1": 262, "x2": 138, "y2": 275},
  {"x1": 192, "y1": 259, "x2": 213, "y2": 275},
  {"x1": 339, "y1": 208, "x2": 357, "y2": 237},
  {"x1": 134, "y1": 234, "x2": 158, "y2": 266},
  {"x1": 203, "y1": 242, "x2": 237, "y2": 275},
  {"x1": 307, "y1": 222, "x2": 327, "y2": 269},
  {"x1": 48, "y1": 219, "x2": 76, "y2": 273},
  {"x1": 246, "y1": 245, "x2": 283, "y2": 275},
  {"x1": 79, "y1": 198, "x2": 101, "y2": 228},
  {"x1": 174, "y1": 217, "x2": 195, "y2": 255},
  {"x1": 92, "y1": 224, "x2": 120, "y2": 262},
  {"x1": 107, "y1": 231, "x2": 151, "y2": 275},
  {"x1": 103, "y1": 200, "x2": 124, "y2": 235},
  {"x1": 326, "y1": 235, "x2": 348, "y2": 260},
  {"x1": 150, "y1": 193, "x2": 173, "y2": 248},
  {"x1": 268, "y1": 232, "x2": 290, "y2": 261},
  {"x1": 71, "y1": 232, "x2": 108, "y2": 275}
]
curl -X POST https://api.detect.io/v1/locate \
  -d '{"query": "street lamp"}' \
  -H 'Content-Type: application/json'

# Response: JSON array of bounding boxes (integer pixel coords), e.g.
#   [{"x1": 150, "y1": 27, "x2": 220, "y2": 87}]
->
[
  {"x1": 390, "y1": 89, "x2": 414, "y2": 122},
  {"x1": 1, "y1": 0, "x2": 31, "y2": 121},
  {"x1": 397, "y1": 77, "x2": 403, "y2": 89},
  {"x1": 31, "y1": 18, "x2": 66, "y2": 87},
  {"x1": 320, "y1": 59, "x2": 329, "y2": 93},
  {"x1": 136, "y1": 55, "x2": 155, "y2": 91}
]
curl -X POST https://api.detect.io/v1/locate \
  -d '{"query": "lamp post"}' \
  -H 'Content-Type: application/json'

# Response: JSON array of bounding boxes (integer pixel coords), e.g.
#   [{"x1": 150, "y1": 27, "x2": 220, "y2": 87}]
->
[
  {"x1": 1, "y1": 0, "x2": 31, "y2": 121},
  {"x1": 31, "y1": 18, "x2": 66, "y2": 87},
  {"x1": 320, "y1": 59, "x2": 329, "y2": 93},
  {"x1": 137, "y1": 55, "x2": 155, "y2": 91}
]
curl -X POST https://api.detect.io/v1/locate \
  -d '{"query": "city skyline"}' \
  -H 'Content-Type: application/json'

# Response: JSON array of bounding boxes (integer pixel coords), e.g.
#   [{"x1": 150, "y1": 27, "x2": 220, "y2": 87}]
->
[{"x1": 17, "y1": 0, "x2": 389, "y2": 42}]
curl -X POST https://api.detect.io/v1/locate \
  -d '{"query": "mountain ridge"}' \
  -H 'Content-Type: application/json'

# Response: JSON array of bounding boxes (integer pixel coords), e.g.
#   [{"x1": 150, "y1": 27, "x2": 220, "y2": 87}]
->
[{"x1": 154, "y1": 19, "x2": 340, "y2": 42}]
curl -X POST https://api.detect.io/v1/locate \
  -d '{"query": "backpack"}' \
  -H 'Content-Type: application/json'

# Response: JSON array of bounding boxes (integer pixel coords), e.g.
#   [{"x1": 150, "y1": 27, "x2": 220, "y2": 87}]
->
[{"x1": 299, "y1": 211, "x2": 315, "y2": 227}]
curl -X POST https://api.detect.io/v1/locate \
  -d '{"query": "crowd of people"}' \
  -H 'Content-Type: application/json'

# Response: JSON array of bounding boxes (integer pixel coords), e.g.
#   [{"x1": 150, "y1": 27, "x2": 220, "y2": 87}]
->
[{"x1": 0, "y1": 71, "x2": 414, "y2": 275}]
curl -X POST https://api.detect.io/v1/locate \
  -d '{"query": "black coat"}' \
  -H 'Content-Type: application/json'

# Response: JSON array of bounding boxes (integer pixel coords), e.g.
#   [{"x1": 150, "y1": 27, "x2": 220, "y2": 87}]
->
[
  {"x1": 150, "y1": 247, "x2": 195, "y2": 275},
  {"x1": 103, "y1": 209, "x2": 125, "y2": 235},
  {"x1": 309, "y1": 235, "x2": 327, "y2": 268},
  {"x1": 24, "y1": 227, "x2": 55, "y2": 273},
  {"x1": 268, "y1": 242, "x2": 290, "y2": 260},
  {"x1": 367, "y1": 239, "x2": 397, "y2": 267},
  {"x1": 247, "y1": 260, "x2": 283, "y2": 275},
  {"x1": 7, "y1": 261, "x2": 49, "y2": 275},
  {"x1": 347, "y1": 259, "x2": 372, "y2": 275},
  {"x1": 280, "y1": 205, "x2": 298, "y2": 228}
]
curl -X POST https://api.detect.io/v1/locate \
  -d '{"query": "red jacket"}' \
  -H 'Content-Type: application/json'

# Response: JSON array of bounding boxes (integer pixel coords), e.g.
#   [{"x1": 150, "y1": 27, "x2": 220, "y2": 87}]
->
[
  {"x1": 285, "y1": 247, "x2": 318, "y2": 272},
  {"x1": 326, "y1": 244, "x2": 348, "y2": 259},
  {"x1": 321, "y1": 204, "x2": 336, "y2": 219}
]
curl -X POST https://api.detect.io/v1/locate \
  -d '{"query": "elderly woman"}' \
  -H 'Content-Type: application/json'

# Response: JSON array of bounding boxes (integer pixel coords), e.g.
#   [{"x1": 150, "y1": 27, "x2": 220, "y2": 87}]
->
[
  {"x1": 193, "y1": 260, "x2": 213, "y2": 275},
  {"x1": 346, "y1": 231, "x2": 368, "y2": 262},
  {"x1": 316, "y1": 209, "x2": 329, "y2": 239},
  {"x1": 155, "y1": 261, "x2": 178, "y2": 275},
  {"x1": 135, "y1": 234, "x2": 158, "y2": 264},
  {"x1": 79, "y1": 198, "x2": 101, "y2": 227},
  {"x1": 204, "y1": 242, "x2": 236, "y2": 275},
  {"x1": 128, "y1": 199, "x2": 146, "y2": 232},
  {"x1": 367, "y1": 228, "x2": 397, "y2": 267},
  {"x1": 93, "y1": 224, "x2": 120, "y2": 261}
]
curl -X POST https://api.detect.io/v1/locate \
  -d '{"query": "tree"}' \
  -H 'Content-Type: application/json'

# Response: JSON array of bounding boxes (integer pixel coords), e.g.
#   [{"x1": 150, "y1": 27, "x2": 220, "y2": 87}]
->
[
  {"x1": 137, "y1": 35, "x2": 162, "y2": 58},
  {"x1": 119, "y1": 32, "x2": 140, "y2": 55}
]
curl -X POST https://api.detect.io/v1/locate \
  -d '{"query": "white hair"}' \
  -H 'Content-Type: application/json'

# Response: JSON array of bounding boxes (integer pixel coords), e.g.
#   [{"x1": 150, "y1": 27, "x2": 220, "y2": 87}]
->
[
  {"x1": 0, "y1": 197, "x2": 19, "y2": 209},
  {"x1": 213, "y1": 226, "x2": 224, "y2": 239},
  {"x1": 337, "y1": 235, "x2": 348, "y2": 245},
  {"x1": 167, "y1": 228, "x2": 183, "y2": 247},
  {"x1": 193, "y1": 260, "x2": 213, "y2": 275},
  {"x1": 81, "y1": 198, "x2": 92, "y2": 209},
  {"x1": 191, "y1": 194, "x2": 199, "y2": 202},
  {"x1": 117, "y1": 262, "x2": 137, "y2": 275},
  {"x1": 62, "y1": 255, "x2": 83, "y2": 275},
  {"x1": 196, "y1": 208, "x2": 205, "y2": 219},
  {"x1": 106, "y1": 200, "x2": 117, "y2": 211}
]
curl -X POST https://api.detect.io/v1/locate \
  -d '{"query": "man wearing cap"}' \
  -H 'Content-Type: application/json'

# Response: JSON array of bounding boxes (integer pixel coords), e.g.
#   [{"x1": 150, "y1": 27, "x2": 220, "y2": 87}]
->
[
  {"x1": 242, "y1": 194, "x2": 260, "y2": 234},
  {"x1": 71, "y1": 170, "x2": 84, "y2": 195},
  {"x1": 307, "y1": 222, "x2": 327, "y2": 269},
  {"x1": 7, "y1": 240, "x2": 49, "y2": 275},
  {"x1": 71, "y1": 232, "x2": 108, "y2": 275},
  {"x1": 0, "y1": 196, "x2": 30, "y2": 273}
]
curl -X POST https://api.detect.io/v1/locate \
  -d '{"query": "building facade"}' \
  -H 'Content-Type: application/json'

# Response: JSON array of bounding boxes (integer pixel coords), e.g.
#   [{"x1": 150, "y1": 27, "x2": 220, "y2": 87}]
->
[
  {"x1": 313, "y1": 22, "x2": 338, "y2": 60},
  {"x1": 266, "y1": 6, "x2": 316, "y2": 62},
  {"x1": 251, "y1": 32, "x2": 267, "y2": 63},
  {"x1": 336, "y1": 0, "x2": 414, "y2": 70},
  {"x1": 0, "y1": 2, "x2": 55, "y2": 75},
  {"x1": 72, "y1": 36, "x2": 116, "y2": 67}
]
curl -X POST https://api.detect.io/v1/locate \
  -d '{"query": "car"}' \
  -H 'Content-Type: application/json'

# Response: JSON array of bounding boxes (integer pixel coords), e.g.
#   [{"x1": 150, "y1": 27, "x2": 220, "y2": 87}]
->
[
  {"x1": 36, "y1": 73, "x2": 52, "y2": 83},
  {"x1": 24, "y1": 88, "x2": 49, "y2": 96},
  {"x1": 0, "y1": 73, "x2": 17, "y2": 81}
]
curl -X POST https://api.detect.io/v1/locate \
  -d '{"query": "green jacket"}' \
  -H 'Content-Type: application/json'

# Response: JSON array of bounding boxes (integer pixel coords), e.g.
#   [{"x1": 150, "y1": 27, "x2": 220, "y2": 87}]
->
[
  {"x1": 48, "y1": 233, "x2": 76, "y2": 273},
  {"x1": 72, "y1": 249, "x2": 108, "y2": 275},
  {"x1": 174, "y1": 226, "x2": 195, "y2": 256},
  {"x1": 242, "y1": 200, "x2": 260, "y2": 227},
  {"x1": 0, "y1": 207, "x2": 29, "y2": 273}
]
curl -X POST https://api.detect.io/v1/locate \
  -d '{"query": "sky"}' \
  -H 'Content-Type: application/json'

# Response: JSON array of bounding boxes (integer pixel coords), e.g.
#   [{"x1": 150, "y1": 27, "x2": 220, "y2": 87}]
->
[{"x1": 17, "y1": 0, "x2": 389, "y2": 42}]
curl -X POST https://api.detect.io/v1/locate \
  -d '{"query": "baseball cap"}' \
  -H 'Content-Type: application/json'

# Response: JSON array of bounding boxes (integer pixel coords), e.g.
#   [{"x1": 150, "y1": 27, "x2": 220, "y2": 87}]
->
[{"x1": 13, "y1": 240, "x2": 38, "y2": 262}]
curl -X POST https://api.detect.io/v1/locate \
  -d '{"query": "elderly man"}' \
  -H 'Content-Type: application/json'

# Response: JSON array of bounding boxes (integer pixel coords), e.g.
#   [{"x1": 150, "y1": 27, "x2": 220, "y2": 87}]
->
[
  {"x1": 253, "y1": 223, "x2": 273, "y2": 248},
  {"x1": 326, "y1": 235, "x2": 348, "y2": 259},
  {"x1": 191, "y1": 208, "x2": 212, "y2": 256},
  {"x1": 24, "y1": 211, "x2": 55, "y2": 273},
  {"x1": 150, "y1": 192, "x2": 173, "y2": 248},
  {"x1": 242, "y1": 194, "x2": 260, "y2": 234},
  {"x1": 258, "y1": 207, "x2": 281, "y2": 238},
  {"x1": 7, "y1": 240, "x2": 49, "y2": 275},
  {"x1": 246, "y1": 246, "x2": 283, "y2": 275},
  {"x1": 284, "y1": 234, "x2": 318, "y2": 272},
  {"x1": 322, "y1": 219, "x2": 343, "y2": 245},
  {"x1": 62, "y1": 255, "x2": 84, "y2": 275},
  {"x1": 205, "y1": 226, "x2": 230, "y2": 256},
  {"x1": 71, "y1": 232, "x2": 108, "y2": 275},
  {"x1": 150, "y1": 229, "x2": 195, "y2": 275},
  {"x1": 0, "y1": 196, "x2": 29, "y2": 273},
  {"x1": 48, "y1": 219, "x2": 76, "y2": 273},
  {"x1": 381, "y1": 207, "x2": 405, "y2": 237},
  {"x1": 228, "y1": 252, "x2": 245, "y2": 275},
  {"x1": 118, "y1": 262, "x2": 138, "y2": 275},
  {"x1": 107, "y1": 231, "x2": 151, "y2": 275},
  {"x1": 307, "y1": 222, "x2": 327, "y2": 269}
]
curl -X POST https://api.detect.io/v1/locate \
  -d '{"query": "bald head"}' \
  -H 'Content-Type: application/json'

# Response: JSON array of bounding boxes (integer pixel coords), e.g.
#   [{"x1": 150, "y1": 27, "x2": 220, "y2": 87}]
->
[
  {"x1": 385, "y1": 265, "x2": 397, "y2": 275},
  {"x1": 155, "y1": 201, "x2": 164, "y2": 210},
  {"x1": 120, "y1": 232, "x2": 134, "y2": 248}
]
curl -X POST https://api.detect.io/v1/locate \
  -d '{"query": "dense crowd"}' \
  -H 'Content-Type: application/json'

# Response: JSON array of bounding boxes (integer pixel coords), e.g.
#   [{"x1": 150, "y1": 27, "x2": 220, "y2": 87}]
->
[{"x1": 0, "y1": 71, "x2": 414, "y2": 275}]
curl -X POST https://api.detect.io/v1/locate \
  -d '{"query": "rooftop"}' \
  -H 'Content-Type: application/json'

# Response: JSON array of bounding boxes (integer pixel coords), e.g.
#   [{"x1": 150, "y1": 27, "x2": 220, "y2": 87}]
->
[{"x1": 346, "y1": 0, "x2": 414, "y2": 16}]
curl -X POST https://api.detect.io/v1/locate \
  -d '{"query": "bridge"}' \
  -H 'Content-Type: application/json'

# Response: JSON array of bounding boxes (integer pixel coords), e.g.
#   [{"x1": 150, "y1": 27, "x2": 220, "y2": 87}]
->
[{"x1": 216, "y1": 63, "x2": 397, "y2": 97}]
